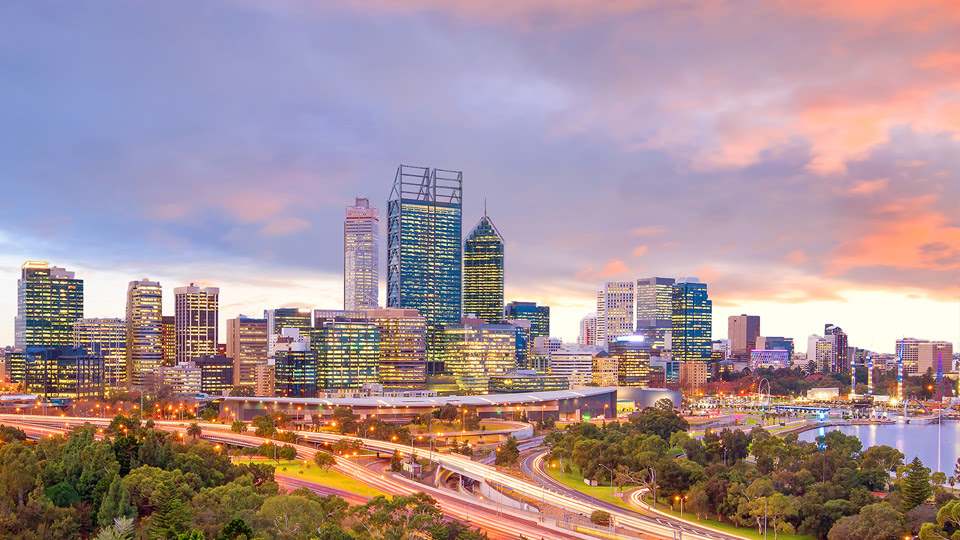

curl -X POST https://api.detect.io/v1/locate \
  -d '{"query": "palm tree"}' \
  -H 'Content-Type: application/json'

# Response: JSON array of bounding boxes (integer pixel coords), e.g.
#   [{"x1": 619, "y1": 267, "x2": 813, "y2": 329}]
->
[{"x1": 186, "y1": 422, "x2": 202, "y2": 440}]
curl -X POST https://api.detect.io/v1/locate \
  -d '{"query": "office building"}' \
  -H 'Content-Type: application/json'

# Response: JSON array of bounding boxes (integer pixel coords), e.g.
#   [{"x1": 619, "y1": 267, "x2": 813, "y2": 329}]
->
[
  {"x1": 596, "y1": 281, "x2": 635, "y2": 349},
  {"x1": 506, "y1": 318, "x2": 531, "y2": 368},
  {"x1": 824, "y1": 324, "x2": 849, "y2": 373},
  {"x1": 273, "y1": 328, "x2": 316, "y2": 397},
  {"x1": 24, "y1": 346, "x2": 103, "y2": 399},
  {"x1": 549, "y1": 345, "x2": 597, "y2": 387},
  {"x1": 488, "y1": 369, "x2": 569, "y2": 394},
  {"x1": 363, "y1": 308, "x2": 427, "y2": 389},
  {"x1": 3, "y1": 349, "x2": 26, "y2": 384},
  {"x1": 679, "y1": 361, "x2": 708, "y2": 393},
  {"x1": 313, "y1": 311, "x2": 380, "y2": 390},
  {"x1": 635, "y1": 277, "x2": 675, "y2": 322},
  {"x1": 728, "y1": 314, "x2": 760, "y2": 360},
  {"x1": 254, "y1": 362, "x2": 275, "y2": 397},
  {"x1": 670, "y1": 278, "x2": 712, "y2": 362},
  {"x1": 73, "y1": 318, "x2": 126, "y2": 390},
  {"x1": 750, "y1": 349, "x2": 791, "y2": 370},
  {"x1": 226, "y1": 315, "x2": 268, "y2": 388},
  {"x1": 896, "y1": 338, "x2": 927, "y2": 376},
  {"x1": 756, "y1": 336, "x2": 795, "y2": 359},
  {"x1": 578, "y1": 314, "x2": 597, "y2": 346},
  {"x1": 195, "y1": 355, "x2": 235, "y2": 395},
  {"x1": 15, "y1": 261, "x2": 84, "y2": 349},
  {"x1": 439, "y1": 318, "x2": 516, "y2": 394},
  {"x1": 174, "y1": 284, "x2": 219, "y2": 364},
  {"x1": 918, "y1": 342, "x2": 953, "y2": 378},
  {"x1": 463, "y1": 213, "x2": 505, "y2": 322},
  {"x1": 344, "y1": 197, "x2": 380, "y2": 310},
  {"x1": 126, "y1": 279, "x2": 163, "y2": 389},
  {"x1": 608, "y1": 335, "x2": 651, "y2": 387},
  {"x1": 505, "y1": 301, "x2": 550, "y2": 341},
  {"x1": 152, "y1": 361, "x2": 202, "y2": 394},
  {"x1": 807, "y1": 335, "x2": 833, "y2": 373},
  {"x1": 161, "y1": 316, "x2": 175, "y2": 366},
  {"x1": 266, "y1": 308, "x2": 313, "y2": 357},
  {"x1": 592, "y1": 354, "x2": 618, "y2": 386}
]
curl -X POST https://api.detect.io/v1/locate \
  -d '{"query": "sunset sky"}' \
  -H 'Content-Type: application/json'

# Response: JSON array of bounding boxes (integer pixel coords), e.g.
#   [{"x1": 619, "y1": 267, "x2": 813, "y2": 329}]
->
[{"x1": 1, "y1": 1, "x2": 958, "y2": 352}]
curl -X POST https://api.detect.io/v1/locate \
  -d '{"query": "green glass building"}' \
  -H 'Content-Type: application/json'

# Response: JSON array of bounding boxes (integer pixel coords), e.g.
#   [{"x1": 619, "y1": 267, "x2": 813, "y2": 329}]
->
[
  {"x1": 387, "y1": 165, "x2": 462, "y2": 374},
  {"x1": 463, "y1": 214, "x2": 504, "y2": 322},
  {"x1": 671, "y1": 279, "x2": 713, "y2": 362},
  {"x1": 15, "y1": 261, "x2": 84, "y2": 349},
  {"x1": 313, "y1": 312, "x2": 380, "y2": 390},
  {"x1": 504, "y1": 301, "x2": 550, "y2": 341}
]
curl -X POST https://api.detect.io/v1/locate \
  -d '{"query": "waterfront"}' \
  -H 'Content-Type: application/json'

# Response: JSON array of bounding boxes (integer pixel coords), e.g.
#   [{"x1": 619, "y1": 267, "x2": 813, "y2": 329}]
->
[{"x1": 798, "y1": 420, "x2": 960, "y2": 474}]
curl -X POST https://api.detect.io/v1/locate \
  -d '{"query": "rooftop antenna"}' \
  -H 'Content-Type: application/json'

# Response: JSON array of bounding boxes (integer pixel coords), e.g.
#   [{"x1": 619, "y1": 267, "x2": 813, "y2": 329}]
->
[{"x1": 483, "y1": 197, "x2": 487, "y2": 217}]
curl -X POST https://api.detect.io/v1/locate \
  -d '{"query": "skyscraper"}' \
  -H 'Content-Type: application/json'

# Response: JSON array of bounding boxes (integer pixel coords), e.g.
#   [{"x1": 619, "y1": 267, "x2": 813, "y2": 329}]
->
[
  {"x1": 440, "y1": 318, "x2": 516, "y2": 394},
  {"x1": 74, "y1": 317, "x2": 126, "y2": 390},
  {"x1": 174, "y1": 284, "x2": 219, "y2": 364},
  {"x1": 126, "y1": 279, "x2": 163, "y2": 389},
  {"x1": 635, "y1": 277, "x2": 675, "y2": 353},
  {"x1": 312, "y1": 311, "x2": 380, "y2": 390},
  {"x1": 896, "y1": 337, "x2": 926, "y2": 376},
  {"x1": 387, "y1": 165, "x2": 463, "y2": 373},
  {"x1": 728, "y1": 314, "x2": 760, "y2": 360},
  {"x1": 463, "y1": 213, "x2": 504, "y2": 322},
  {"x1": 504, "y1": 301, "x2": 550, "y2": 341},
  {"x1": 344, "y1": 197, "x2": 380, "y2": 310},
  {"x1": 226, "y1": 315, "x2": 268, "y2": 388},
  {"x1": 608, "y1": 335, "x2": 651, "y2": 387},
  {"x1": 161, "y1": 316, "x2": 175, "y2": 366},
  {"x1": 578, "y1": 314, "x2": 597, "y2": 346},
  {"x1": 265, "y1": 308, "x2": 313, "y2": 357},
  {"x1": 596, "y1": 281, "x2": 635, "y2": 349},
  {"x1": 15, "y1": 261, "x2": 83, "y2": 348},
  {"x1": 824, "y1": 323, "x2": 849, "y2": 373},
  {"x1": 365, "y1": 308, "x2": 427, "y2": 389},
  {"x1": 24, "y1": 346, "x2": 103, "y2": 399},
  {"x1": 671, "y1": 278, "x2": 712, "y2": 362}
]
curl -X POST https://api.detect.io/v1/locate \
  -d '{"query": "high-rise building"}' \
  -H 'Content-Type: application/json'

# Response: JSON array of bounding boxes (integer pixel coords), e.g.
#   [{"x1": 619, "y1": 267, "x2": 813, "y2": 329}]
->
[
  {"x1": 344, "y1": 197, "x2": 380, "y2": 310},
  {"x1": 578, "y1": 314, "x2": 597, "y2": 346},
  {"x1": 15, "y1": 261, "x2": 84, "y2": 349},
  {"x1": 670, "y1": 278, "x2": 712, "y2": 362},
  {"x1": 807, "y1": 335, "x2": 833, "y2": 373},
  {"x1": 548, "y1": 345, "x2": 597, "y2": 387},
  {"x1": 365, "y1": 308, "x2": 427, "y2": 389},
  {"x1": 174, "y1": 284, "x2": 219, "y2": 364},
  {"x1": 387, "y1": 165, "x2": 463, "y2": 373},
  {"x1": 679, "y1": 361, "x2": 708, "y2": 393},
  {"x1": 24, "y1": 346, "x2": 104, "y2": 399},
  {"x1": 195, "y1": 355, "x2": 235, "y2": 395},
  {"x1": 161, "y1": 316, "x2": 175, "y2": 366},
  {"x1": 439, "y1": 318, "x2": 516, "y2": 394},
  {"x1": 504, "y1": 301, "x2": 550, "y2": 341},
  {"x1": 592, "y1": 354, "x2": 618, "y2": 386},
  {"x1": 152, "y1": 361, "x2": 201, "y2": 394},
  {"x1": 254, "y1": 362, "x2": 275, "y2": 397},
  {"x1": 728, "y1": 314, "x2": 761, "y2": 360},
  {"x1": 506, "y1": 318, "x2": 531, "y2": 368},
  {"x1": 3, "y1": 349, "x2": 26, "y2": 384},
  {"x1": 918, "y1": 342, "x2": 953, "y2": 378},
  {"x1": 824, "y1": 324, "x2": 849, "y2": 373},
  {"x1": 74, "y1": 318, "x2": 126, "y2": 390},
  {"x1": 265, "y1": 308, "x2": 313, "y2": 357},
  {"x1": 126, "y1": 279, "x2": 163, "y2": 389},
  {"x1": 636, "y1": 277, "x2": 676, "y2": 322},
  {"x1": 312, "y1": 311, "x2": 380, "y2": 390},
  {"x1": 226, "y1": 315, "x2": 268, "y2": 388},
  {"x1": 463, "y1": 213, "x2": 504, "y2": 322},
  {"x1": 273, "y1": 328, "x2": 316, "y2": 397},
  {"x1": 596, "y1": 281, "x2": 635, "y2": 349},
  {"x1": 756, "y1": 336, "x2": 795, "y2": 359},
  {"x1": 608, "y1": 335, "x2": 651, "y2": 387},
  {"x1": 896, "y1": 338, "x2": 926, "y2": 376}
]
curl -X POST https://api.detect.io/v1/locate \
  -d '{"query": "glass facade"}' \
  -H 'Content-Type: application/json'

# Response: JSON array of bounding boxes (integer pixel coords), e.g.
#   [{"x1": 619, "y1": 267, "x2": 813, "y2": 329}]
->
[
  {"x1": 671, "y1": 280, "x2": 712, "y2": 362},
  {"x1": 15, "y1": 261, "x2": 83, "y2": 349},
  {"x1": 313, "y1": 314, "x2": 380, "y2": 390},
  {"x1": 504, "y1": 301, "x2": 550, "y2": 341},
  {"x1": 265, "y1": 308, "x2": 313, "y2": 356},
  {"x1": 196, "y1": 355, "x2": 235, "y2": 395},
  {"x1": 609, "y1": 335, "x2": 652, "y2": 387},
  {"x1": 175, "y1": 284, "x2": 219, "y2": 364},
  {"x1": 439, "y1": 320, "x2": 516, "y2": 394},
  {"x1": 161, "y1": 316, "x2": 175, "y2": 366},
  {"x1": 365, "y1": 308, "x2": 427, "y2": 389},
  {"x1": 344, "y1": 197, "x2": 380, "y2": 310},
  {"x1": 488, "y1": 369, "x2": 569, "y2": 393},
  {"x1": 226, "y1": 315, "x2": 268, "y2": 387},
  {"x1": 274, "y1": 350, "x2": 317, "y2": 397},
  {"x1": 74, "y1": 317, "x2": 127, "y2": 390},
  {"x1": 463, "y1": 215, "x2": 504, "y2": 322},
  {"x1": 25, "y1": 346, "x2": 104, "y2": 399},
  {"x1": 387, "y1": 165, "x2": 462, "y2": 373},
  {"x1": 3, "y1": 350, "x2": 27, "y2": 384},
  {"x1": 126, "y1": 279, "x2": 163, "y2": 389}
]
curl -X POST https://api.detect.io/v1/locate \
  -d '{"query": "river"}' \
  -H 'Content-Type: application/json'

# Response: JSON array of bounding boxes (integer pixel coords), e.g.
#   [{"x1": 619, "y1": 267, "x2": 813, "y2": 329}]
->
[{"x1": 798, "y1": 421, "x2": 959, "y2": 474}]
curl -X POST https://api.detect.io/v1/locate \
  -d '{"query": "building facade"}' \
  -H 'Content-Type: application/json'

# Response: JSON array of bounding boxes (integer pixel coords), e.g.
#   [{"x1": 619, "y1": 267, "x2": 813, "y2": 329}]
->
[
  {"x1": 488, "y1": 369, "x2": 569, "y2": 394},
  {"x1": 896, "y1": 338, "x2": 926, "y2": 376},
  {"x1": 25, "y1": 346, "x2": 103, "y2": 399},
  {"x1": 344, "y1": 197, "x2": 380, "y2": 310},
  {"x1": 750, "y1": 349, "x2": 791, "y2": 370},
  {"x1": 608, "y1": 335, "x2": 652, "y2": 387},
  {"x1": 728, "y1": 314, "x2": 760, "y2": 360},
  {"x1": 265, "y1": 308, "x2": 313, "y2": 357},
  {"x1": 549, "y1": 345, "x2": 597, "y2": 387},
  {"x1": 362, "y1": 308, "x2": 427, "y2": 389},
  {"x1": 161, "y1": 316, "x2": 175, "y2": 366},
  {"x1": 73, "y1": 317, "x2": 126, "y2": 390},
  {"x1": 505, "y1": 301, "x2": 550, "y2": 341},
  {"x1": 596, "y1": 281, "x2": 635, "y2": 349},
  {"x1": 15, "y1": 261, "x2": 84, "y2": 349},
  {"x1": 126, "y1": 279, "x2": 164, "y2": 389},
  {"x1": 226, "y1": 315, "x2": 268, "y2": 388},
  {"x1": 196, "y1": 355, "x2": 235, "y2": 395},
  {"x1": 174, "y1": 284, "x2": 219, "y2": 364},
  {"x1": 755, "y1": 336, "x2": 795, "y2": 359},
  {"x1": 312, "y1": 312, "x2": 380, "y2": 390},
  {"x1": 670, "y1": 278, "x2": 712, "y2": 362},
  {"x1": 918, "y1": 342, "x2": 953, "y2": 378},
  {"x1": 824, "y1": 324, "x2": 849, "y2": 374},
  {"x1": 578, "y1": 313, "x2": 597, "y2": 346},
  {"x1": 635, "y1": 277, "x2": 676, "y2": 324},
  {"x1": 463, "y1": 214, "x2": 504, "y2": 322},
  {"x1": 439, "y1": 318, "x2": 516, "y2": 394}
]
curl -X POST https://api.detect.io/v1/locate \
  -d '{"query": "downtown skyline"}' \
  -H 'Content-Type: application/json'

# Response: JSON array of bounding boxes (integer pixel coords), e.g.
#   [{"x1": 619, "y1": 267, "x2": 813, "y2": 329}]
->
[{"x1": 2, "y1": 2, "x2": 959, "y2": 352}]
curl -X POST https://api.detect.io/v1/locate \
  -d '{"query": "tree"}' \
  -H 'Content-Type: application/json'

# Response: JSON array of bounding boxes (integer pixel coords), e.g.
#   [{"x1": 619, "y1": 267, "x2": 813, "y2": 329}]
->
[
  {"x1": 331, "y1": 407, "x2": 358, "y2": 435},
  {"x1": 98, "y1": 474, "x2": 136, "y2": 528},
  {"x1": 590, "y1": 510, "x2": 611, "y2": 526},
  {"x1": 191, "y1": 476, "x2": 271, "y2": 538},
  {"x1": 186, "y1": 422, "x2": 203, "y2": 440},
  {"x1": 314, "y1": 451, "x2": 336, "y2": 471},
  {"x1": 390, "y1": 450, "x2": 403, "y2": 472},
  {"x1": 148, "y1": 483, "x2": 194, "y2": 539},
  {"x1": 216, "y1": 517, "x2": 254, "y2": 540},
  {"x1": 93, "y1": 517, "x2": 135, "y2": 540},
  {"x1": 827, "y1": 502, "x2": 905, "y2": 540},
  {"x1": 0, "y1": 425, "x2": 27, "y2": 443},
  {"x1": 255, "y1": 494, "x2": 340, "y2": 539},
  {"x1": 654, "y1": 398, "x2": 675, "y2": 411},
  {"x1": 230, "y1": 420, "x2": 247, "y2": 434},
  {"x1": 350, "y1": 493, "x2": 445, "y2": 539},
  {"x1": 629, "y1": 406, "x2": 689, "y2": 440},
  {"x1": 252, "y1": 415, "x2": 278, "y2": 438},
  {"x1": 901, "y1": 457, "x2": 933, "y2": 511},
  {"x1": 495, "y1": 436, "x2": 520, "y2": 466}
]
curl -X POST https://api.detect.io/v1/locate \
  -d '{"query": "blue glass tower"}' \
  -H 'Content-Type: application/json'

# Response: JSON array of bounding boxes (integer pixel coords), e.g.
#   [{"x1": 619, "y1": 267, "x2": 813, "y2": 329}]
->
[
  {"x1": 671, "y1": 279, "x2": 712, "y2": 362},
  {"x1": 387, "y1": 165, "x2": 463, "y2": 374}
]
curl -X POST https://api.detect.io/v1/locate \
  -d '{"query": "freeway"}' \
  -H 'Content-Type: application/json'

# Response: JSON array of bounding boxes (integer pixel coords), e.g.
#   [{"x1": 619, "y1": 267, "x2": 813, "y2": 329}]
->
[
  {"x1": 0, "y1": 414, "x2": 587, "y2": 540},
  {"x1": 520, "y1": 450, "x2": 747, "y2": 540}
]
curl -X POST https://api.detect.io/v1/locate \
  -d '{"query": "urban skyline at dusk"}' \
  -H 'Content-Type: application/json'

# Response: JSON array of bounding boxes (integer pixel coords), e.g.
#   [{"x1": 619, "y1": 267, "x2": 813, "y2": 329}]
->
[{"x1": 2, "y1": 2, "x2": 959, "y2": 352}]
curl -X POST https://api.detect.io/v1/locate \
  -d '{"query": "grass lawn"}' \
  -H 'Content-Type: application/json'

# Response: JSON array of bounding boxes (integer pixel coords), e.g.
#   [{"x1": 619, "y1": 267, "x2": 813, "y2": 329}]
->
[
  {"x1": 545, "y1": 465, "x2": 633, "y2": 510},
  {"x1": 233, "y1": 458, "x2": 387, "y2": 499},
  {"x1": 647, "y1": 496, "x2": 812, "y2": 540}
]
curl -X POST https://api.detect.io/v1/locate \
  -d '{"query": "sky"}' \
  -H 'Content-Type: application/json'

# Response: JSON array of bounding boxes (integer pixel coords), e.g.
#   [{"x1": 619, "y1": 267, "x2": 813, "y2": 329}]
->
[{"x1": 1, "y1": 1, "x2": 959, "y2": 353}]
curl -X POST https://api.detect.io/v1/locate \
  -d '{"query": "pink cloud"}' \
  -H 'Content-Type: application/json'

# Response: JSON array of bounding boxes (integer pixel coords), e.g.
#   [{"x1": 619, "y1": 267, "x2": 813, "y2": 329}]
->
[
  {"x1": 260, "y1": 217, "x2": 311, "y2": 237},
  {"x1": 847, "y1": 178, "x2": 889, "y2": 196},
  {"x1": 632, "y1": 245, "x2": 649, "y2": 257}
]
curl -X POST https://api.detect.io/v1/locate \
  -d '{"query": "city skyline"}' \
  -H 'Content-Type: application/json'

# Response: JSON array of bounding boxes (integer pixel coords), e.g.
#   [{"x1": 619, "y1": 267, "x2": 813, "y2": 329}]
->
[{"x1": 2, "y1": 2, "x2": 960, "y2": 352}]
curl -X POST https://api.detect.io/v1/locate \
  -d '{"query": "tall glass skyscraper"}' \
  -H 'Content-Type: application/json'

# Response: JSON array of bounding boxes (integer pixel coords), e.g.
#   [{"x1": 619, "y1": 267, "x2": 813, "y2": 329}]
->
[
  {"x1": 312, "y1": 311, "x2": 380, "y2": 390},
  {"x1": 671, "y1": 278, "x2": 712, "y2": 362},
  {"x1": 344, "y1": 197, "x2": 379, "y2": 310},
  {"x1": 126, "y1": 279, "x2": 163, "y2": 389},
  {"x1": 387, "y1": 165, "x2": 462, "y2": 373},
  {"x1": 463, "y1": 213, "x2": 504, "y2": 322},
  {"x1": 74, "y1": 317, "x2": 127, "y2": 390},
  {"x1": 15, "y1": 261, "x2": 84, "y2": 349},
  {"x1": 265, "y1": 307, "x2": 313, "y2": 357},
  {"x1": 174, "y1": 284, "x2": 219, "y2": 364},
  {"x1": 504, "y1": 301, "x2": 550, "y2": 341}
]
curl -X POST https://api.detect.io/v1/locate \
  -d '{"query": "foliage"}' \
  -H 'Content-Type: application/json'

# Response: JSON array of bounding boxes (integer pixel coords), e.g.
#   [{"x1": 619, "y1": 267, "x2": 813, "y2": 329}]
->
[
  {"x1": 231, "y1": 420, "x2": 247, "y2": 434},
  {"x1": 252, "y1": 415, "x2": 278, "y2": 438},
  {"x1": 314, "y1": 451, "x2": 336, "y2": 471},
  {"x1": 494, "y1": 436, "x2": 520, "y2": 466},
  {"x1": 590, "y1": 510, "x2": 611, "y2": 526},
  {"x1": 827, "y1": 502, "x2": 905, "y2": 540},
  {"x1": 331, "y1": 407, "x2": 359, "y2": 435},
  {"x1": 902, "y1": 457, "x2": 933, "y2": 511}
]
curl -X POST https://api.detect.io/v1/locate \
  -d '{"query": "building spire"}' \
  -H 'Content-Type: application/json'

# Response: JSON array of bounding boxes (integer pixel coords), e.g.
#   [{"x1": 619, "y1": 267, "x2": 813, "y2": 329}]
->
[{"x1": 483, "y1": 197, "x2": 487, "y2": 217}]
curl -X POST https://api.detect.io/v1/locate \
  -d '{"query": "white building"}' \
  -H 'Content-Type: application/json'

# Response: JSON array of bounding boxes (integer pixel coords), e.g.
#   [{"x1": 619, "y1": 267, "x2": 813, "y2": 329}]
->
[
  {"x1": 596, "y1": 281, "x2": 635, "y2": 349},
  {"x1": 174, "y1": 284, "x2": 219, "y2": 364},
  {"x1": 578, "y1": 314, "x2": 597, "y2": 346},
  {"x1": 344, "y1": 197, "x2": 379, "y2": 310},
  {"x1": 549, "y1": 344, "x2": 599, "y2": 387},
  {"x1": 807, "y1": 335, "x2": 832, "y2": 373}
]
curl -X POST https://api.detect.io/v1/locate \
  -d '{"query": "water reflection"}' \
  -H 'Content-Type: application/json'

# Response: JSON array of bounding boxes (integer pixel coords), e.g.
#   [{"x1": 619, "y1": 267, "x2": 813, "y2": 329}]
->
[{"x1": 798, "y1": 420, "x2": 958, "y2": 473}]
